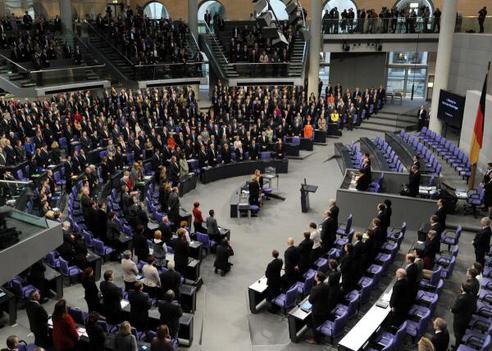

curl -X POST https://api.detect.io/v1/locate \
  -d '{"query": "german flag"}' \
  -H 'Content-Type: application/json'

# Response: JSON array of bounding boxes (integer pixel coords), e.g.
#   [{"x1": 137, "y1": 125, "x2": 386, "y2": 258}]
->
[
  {"x1": 470, "y1": 62, "x2": 490, "y2": 165},
  {"x1": 469, "y1": 62, "x2": 490, "y2": 188}
]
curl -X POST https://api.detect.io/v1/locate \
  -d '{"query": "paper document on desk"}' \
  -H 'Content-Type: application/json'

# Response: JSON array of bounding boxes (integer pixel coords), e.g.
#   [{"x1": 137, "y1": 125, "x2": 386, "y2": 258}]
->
[
  {"x1": 300, "y1": 301, "x2": 312, "y2": 312},
  {"x1": 121, "y1": 300, "x2": 129, "y2": 309}
]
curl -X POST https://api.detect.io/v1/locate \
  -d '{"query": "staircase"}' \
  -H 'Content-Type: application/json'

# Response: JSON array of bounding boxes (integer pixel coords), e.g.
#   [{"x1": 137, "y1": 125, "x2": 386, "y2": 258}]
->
[
  {"x1": 287, "y1": 32, "x2": 306, "y2": 77},
  {"x1": 201, "y1": 33, "x2": 239, "y2": 79},
  {"x1": 357, "y1": 111, "x2": 418, "y2": 133},
  {"x1": 88, "y1": 34, "x2": 135, "y2": 83}
]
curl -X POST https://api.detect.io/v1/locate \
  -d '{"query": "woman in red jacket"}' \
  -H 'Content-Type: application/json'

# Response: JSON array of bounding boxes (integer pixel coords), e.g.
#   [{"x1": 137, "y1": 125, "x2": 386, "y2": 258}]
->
[
  {"x1": 192, "y1": 201, "x2": 205, "y2": 233},
  {"x1": 52, "y1": 299, "x2": 79, "y2": 351}
]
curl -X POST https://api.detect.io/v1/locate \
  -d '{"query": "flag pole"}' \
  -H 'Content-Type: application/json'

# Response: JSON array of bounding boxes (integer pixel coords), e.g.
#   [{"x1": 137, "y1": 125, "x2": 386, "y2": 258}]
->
[{"x1": 468, "y1": 61, "x2": 490, "y2": 189}]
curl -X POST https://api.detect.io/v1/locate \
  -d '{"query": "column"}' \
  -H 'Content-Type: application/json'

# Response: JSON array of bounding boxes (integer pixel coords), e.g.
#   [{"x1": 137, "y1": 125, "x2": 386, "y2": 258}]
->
[
  {"x1": 307, "y1": 0, "x2": 321, "y2": 99},
  {"x1": 59, "y1": 0, "x2": 73, "y2": 37},
  {"x1": 429, "y1": 0, "x2": 458, "y2": 133},
  {"x1": 188, "y1": 0, "x2": 198, "y2": 39}
]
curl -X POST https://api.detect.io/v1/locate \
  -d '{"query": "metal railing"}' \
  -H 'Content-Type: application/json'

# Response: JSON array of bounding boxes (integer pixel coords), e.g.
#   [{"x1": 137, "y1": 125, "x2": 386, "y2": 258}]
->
[
  {"x1": 321, "y1": 15, "x2": 492, "y2": 35},
  {"x1": 203, "y1": 21, "x2": 230, "y2": 65}
]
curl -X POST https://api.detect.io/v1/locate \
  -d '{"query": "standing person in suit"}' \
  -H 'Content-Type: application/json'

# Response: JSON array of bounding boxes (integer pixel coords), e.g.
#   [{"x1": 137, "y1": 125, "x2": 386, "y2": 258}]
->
[
  {"x1": 82, "y1": 267, "x2": 101, "y2": 313},
  {"x1": 355, "y1": 154, "x2": 372, "y2": 191},
  {"x1": 121, "y1": 250, "x2": 139, "y2": 291},
  {"x1": 320, "y1": 210, "x2": 337, "y2": 253},
  {"x1": 389, "y1": 268, "x2": 411, "y2": 327},
  {"x1": 384, "y1": 199, "x2": 392, "y2": 228},
  {"x1": 85, "y1": 311, "x2": 106, "y2": 351},
  {"x1": 283, "y1": 237, "x2": 300, "y2": 288},
  {"x1": 192, "y1": 202, "x2": 205, "y2": 233},
  {"x1": 25, "y1": 290, "x2": 50, "y2": 348},
  {"x1": 160, "y1": 260, "x2": 181, "y2": 301},
  {"x1": 430, "y1": 317, "x2": 450, "y2": 351},
  {"x1": 206, "y1": 209, "x2": 221, "y2": 243},
  {"x1": 435, "y1": 199, "x2": 446, "y2": 231},
  {"x1": 473, "y1": 217, "x2": 491, "y2": 266},
  {"x1": 402, "y1": 165, "x2": 421, "y2": 197},
  {"x1": 328, "y1": 199, "x2": 339, "y2": 228},
  {"x1": 405, "y1": 253, "x2": 419, "y2": 302},
  {"x1": 478, "y1": 6, "x2": 487, "y2": 33},
  {"x1": 417, "y1": 105, "x2": 428, "y2": 131},
  {"x1": 309, "y1": 222, "x2": 322, "y2": 264},
  {"x1": 376, "y1": 203, "x2": 388, "y2": 236},
  {"x1": 327, "y1": 260, "x2": 341, "y2": 312},
  {"x1": 128, "y1": 281, "x2": 151, "y2": 331},
  {"x1": 307, "y1": 272, "x2": 331, "y2": 344},
  {"x1": 340, "y1": 243, "x2": 355, "y2": 293},
  {"x1": 423, "y1": 230, "x2": 440, "y2": 270},
  {"x1": 265, "y1": 250, "x2": 283, "y2": 303},
  {"x1": 298, "y1": 232, "x2": 314, "y2": 274},
  {"x1": 99, "y1": 270, "x2": 122, "y2": 325},
  {"x1": 451, "y1": 281, "x2": 477, "y2": 348},
  {"x1": 158, "y1": 290, "x2": 183, "y2": 339},
  {"x1": 172, "y1": 229, "x2": 189, "y2": 276},
  {"x1": 114, "y1": 321, "x2": 138, "y2": 351}
]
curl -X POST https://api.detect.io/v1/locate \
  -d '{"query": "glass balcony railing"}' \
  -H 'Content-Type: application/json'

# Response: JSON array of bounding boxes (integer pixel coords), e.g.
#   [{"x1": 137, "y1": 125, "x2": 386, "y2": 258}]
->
[{"x1": 321, "y1": 16, "x2": 492, "y2": 35}]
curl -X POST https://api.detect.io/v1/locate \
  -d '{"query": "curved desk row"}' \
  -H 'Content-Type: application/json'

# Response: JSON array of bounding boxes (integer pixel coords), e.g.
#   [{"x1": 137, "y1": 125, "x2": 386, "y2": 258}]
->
[
  {"x1": 360, "y1": 137, "x2": 391, "y2": 172},
  {"x1": 385, "y1": 132, "x2": 430, "y2": 173},
  {"x1": 334, "y1": 142, "x2": 353, "y2": 175},
  {"x1": 200, "y1": 159, "x2": 289, "y2": 184}
]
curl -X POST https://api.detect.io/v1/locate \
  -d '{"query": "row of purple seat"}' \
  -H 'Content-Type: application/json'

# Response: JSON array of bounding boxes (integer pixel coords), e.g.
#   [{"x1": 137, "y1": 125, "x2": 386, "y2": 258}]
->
[
  {"x1": 400, "y1": 131, "x2": 442, "y2": 176},
  {"x1": 417, "y1": 127, "x2": 471, "y2": 180},
  {"x1": 374, "y1": 136, "x2": 405, "y2": 173}
]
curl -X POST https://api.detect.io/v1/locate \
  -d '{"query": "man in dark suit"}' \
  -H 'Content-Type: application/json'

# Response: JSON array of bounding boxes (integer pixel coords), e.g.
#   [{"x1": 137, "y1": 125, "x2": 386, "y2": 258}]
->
[
  {"x1": 307, "y1": 271, "x2": 331, "y2": 344},
  {"x1": 405, "y1": 253, "x2": 419, "y2": 302},
  {"x1": 159, "y1": 260, "x2": 181, "y2": 300},
  {"x1": 99, "y1": 270, "x2": 122, "y2": 324},
  {"x1": 376, "y1": 203, "x2": 388, "y2": 235},
  {"x1": 452, "y1": 281, "x2": 477, "y2": 348},
  {"x1": 372, "y1": 217, "x2": 385, "y2": 249},
  {"x1": 158, "y1": 290, "x2": 183, "y2": 338},
  {"x1": 473, "y1": 217, "x2": 491, "y2": 266},
  {"x1": 128, "y1": 281, "x2": 151, "y2": 331},
  {"x1": 320, "y1": 209, "x2": 337, "y2": 253},
  {"x1": 168, "y1": 156, "x2": 180, "y2": 186},
  {"x1": 417, "y1": 105, "x2": 428, "y2": 131},
  {"x1": 429, "y1": 215, "x2": 443, "y2": 241},
  {"x1": 298, "y1": 232, "x2": 314, "y2": 274},
  {"x1": 435, "y1": 199, "x2": 446, "y2": 231},
  {"x1": 283, "y1": 237, "x2": 300, "y2": 288},
  {"x1": 389, "y1": 268, "x2": 411, "y2": 327},
  {"x1": 403, "y1": 164, "x2": 421, "y2": 197},
  {"x1": 265, "y1": 250, "x2": 283, "y2": 302},
  {"x1": 328, "y1": 199, "x2": 339, "y2": 228},
  {"x1": 431, "y1": 317, "x2": 450, "y2": 351},
  {"x1": 25, "y1": 290, "x2": 50, "y2": 348}
]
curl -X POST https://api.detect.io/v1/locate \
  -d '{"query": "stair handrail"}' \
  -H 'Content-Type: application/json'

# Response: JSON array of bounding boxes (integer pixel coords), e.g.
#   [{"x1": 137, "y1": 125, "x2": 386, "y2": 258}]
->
[
  {"x1": 203, "y1": 21, "x2": 230, "y2": 65},
  {"x1": 202, "y1": 41, "x2": 227, "y2": 81},
  {"x1": 0, "y1": 53, "x2": 30, "y2": 74},
  {"x1": 85, "y1": 20, "x2": 136, "y2": 68},
  {"x1": 300, "y1": 36, "x2": 309, "y2": 81}
]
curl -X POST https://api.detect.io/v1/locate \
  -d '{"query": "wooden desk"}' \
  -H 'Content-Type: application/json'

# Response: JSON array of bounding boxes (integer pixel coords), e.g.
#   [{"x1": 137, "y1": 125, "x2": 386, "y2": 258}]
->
[
  {"x1": 248, "y1": 276, "x2": 268, "y2": 313},
  {"x1": 288, "y1": 296, "x2": 311, "y2": 342},
  {"x1": 338, "y1": 281, "x2": 394, "y2": 351},
  {"x1": 179, "y1": 284, "x2": 197, "y2": 313},
  {"x1": 185, "y1": 258, "x2": 201, "y2": 282},
  {"x1": 44, "y1": 264, "x2": 64, "y2": 298},
  {"x1": 189, "y1": 240, "x2": 203, "y2": 261},
  {"x1": 0, "y1": 288, "x2": 16, "y2": 325}
]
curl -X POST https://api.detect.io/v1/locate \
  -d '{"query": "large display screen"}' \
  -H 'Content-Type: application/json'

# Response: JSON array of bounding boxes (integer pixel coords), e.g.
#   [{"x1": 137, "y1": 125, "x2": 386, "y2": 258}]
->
[{"x1": 437, "y1": 90, "x2": 466, "y2": 128}]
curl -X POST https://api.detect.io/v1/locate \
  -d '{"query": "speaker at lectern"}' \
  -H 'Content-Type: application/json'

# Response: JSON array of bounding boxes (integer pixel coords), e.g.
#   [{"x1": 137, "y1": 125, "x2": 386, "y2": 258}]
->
[{"x1": 300, "y1": 178, "x2": 318, "y2": 213}]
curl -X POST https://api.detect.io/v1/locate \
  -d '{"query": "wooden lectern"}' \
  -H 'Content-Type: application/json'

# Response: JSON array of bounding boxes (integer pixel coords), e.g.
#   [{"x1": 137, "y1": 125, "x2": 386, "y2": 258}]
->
[{"x1": 300, "y1": 178, "x2": 318, "y2": 213}]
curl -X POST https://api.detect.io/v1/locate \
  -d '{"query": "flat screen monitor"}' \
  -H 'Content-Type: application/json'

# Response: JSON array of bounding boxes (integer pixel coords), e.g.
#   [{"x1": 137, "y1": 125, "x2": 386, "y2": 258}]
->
[{"x1": 437, "y1": 90, "x2": 466, "y2": 128}]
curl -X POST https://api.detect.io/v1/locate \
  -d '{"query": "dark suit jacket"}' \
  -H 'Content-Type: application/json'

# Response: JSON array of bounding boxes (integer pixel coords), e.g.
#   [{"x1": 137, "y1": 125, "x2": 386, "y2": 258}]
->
[
  {"x1": 284, "y1": 246, "x2": 300, "y2": 274},
  {"x1": 390, "y1": 278, "x2": 411, "y2": 315},
  {"x1": 26, "y1": 300, "x2": 49, "y2": 336},
  {"x1": 431, "y1": 329, "x2": 450, "y2": 351},
  {"x1": 265, "y1": 258, "x2": 283, "y2": 290},
  {"x1": 474, "y1": 227, "x2": 492, "y2": 252},
  {"x1": 298, "y1": 238, "x2": 314, "y2": 272},
  {"x1": 435, "y1": 207, "x2": 446, "y2": 230},
  {"x1": 128, "y1": 290, "x2": 151, "y2": 327},
  {"x1": 309, "y1": 282, "x2": 331, "y2": 317},
  {"x1": 451, "y1": 292, "x2": 477, "y2": 331},
  {"x1": 158, "y1": 301, "x2": 183, "y2": 337},
  {"x1": 99, "y1": 281, "x2": 122, "y2": 314},
  {"x1": 321, "y1": 216, "x2": 337, "y2": 248},
  {"x1": 160, "y1": 269, "x2": 181, "y2": 298}
]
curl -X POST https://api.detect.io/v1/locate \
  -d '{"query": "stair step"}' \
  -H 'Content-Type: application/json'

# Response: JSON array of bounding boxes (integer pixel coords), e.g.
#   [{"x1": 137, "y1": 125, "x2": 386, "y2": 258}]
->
[
  {"x1": 9, "y1": 74, "x2": 24, "y2": 81},
  {"x1": 21, "y1": 81, "x2": 36, "y2": 87}
]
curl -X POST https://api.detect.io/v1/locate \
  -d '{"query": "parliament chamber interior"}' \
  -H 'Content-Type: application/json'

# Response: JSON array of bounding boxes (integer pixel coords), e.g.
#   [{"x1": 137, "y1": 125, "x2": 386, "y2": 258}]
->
[{"x1": 0, "y1": 0, "x2": 491, "y2": 350}]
